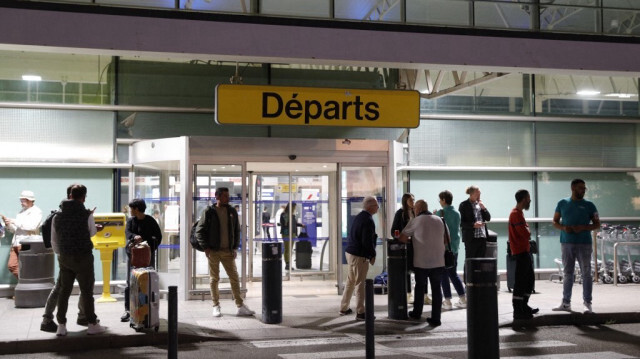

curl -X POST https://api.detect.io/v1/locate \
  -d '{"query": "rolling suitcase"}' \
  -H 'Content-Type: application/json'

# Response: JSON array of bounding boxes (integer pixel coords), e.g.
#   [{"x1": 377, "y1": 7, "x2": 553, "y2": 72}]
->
[
  {"x1": 295, "y1": 240, "x2": 312, "y2": 269},
  {"x1": 130, "y1": 267, "x2": 160, "y2": 332}
]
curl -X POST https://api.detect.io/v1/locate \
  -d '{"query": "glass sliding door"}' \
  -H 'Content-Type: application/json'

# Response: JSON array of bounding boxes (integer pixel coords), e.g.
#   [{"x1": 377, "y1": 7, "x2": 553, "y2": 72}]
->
[
  {"x1": 249, "y1": 167, "x2": 334, "y2": 280},
  {"x1": 191, "y1": 164, "x2": 245, "y2": 294},
  {"x1": 340, "y1": 166, "x2": 387, "y2": 287}
]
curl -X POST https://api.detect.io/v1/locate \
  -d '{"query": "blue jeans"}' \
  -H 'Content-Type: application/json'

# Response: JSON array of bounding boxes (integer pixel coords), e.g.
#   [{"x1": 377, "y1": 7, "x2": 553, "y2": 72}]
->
[
  {"x1": 561, "y1": 243, "x2": 593, "y2": 304},
  {"x1": 413, "y1": 267, "x2": 444, "y2": 321},
  {"x1": 441, "y1": 253, "x2": 465, "y2": 299}
]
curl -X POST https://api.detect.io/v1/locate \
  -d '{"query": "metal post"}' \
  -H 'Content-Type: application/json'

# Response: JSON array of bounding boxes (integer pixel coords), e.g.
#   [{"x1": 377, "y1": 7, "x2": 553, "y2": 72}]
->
[
  {"x1": 262, "y1": 242, "x2": 283, "y2": 324},
  {"x1": 466, "y1": 258, "x2": 499, "y2": 359},
  {"x1": 168, "y1": 286, "x2": 178, "y2": 359},
  {"x1": 365, "y1": 279, "x2": 375, "y2": 359}
]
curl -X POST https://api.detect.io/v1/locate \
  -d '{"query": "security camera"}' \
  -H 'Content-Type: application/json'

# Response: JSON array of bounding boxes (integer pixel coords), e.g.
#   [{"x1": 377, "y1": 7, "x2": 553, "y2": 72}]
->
[{"x1": 288, "y1": 155, "x2": 297, "y2": 161}]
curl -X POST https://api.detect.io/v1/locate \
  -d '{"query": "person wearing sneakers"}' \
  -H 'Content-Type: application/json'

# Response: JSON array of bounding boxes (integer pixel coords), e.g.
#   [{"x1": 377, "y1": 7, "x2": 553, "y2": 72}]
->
[
  {"x1": 399, "y1": 200, "x2": 445, "y2": 327},
  {"x1": 552, "y1": 179, "x2": 600, "y2": 314},
  {"x1": 339, "y1": 196, "x2": 379, "y2": 321},
  {"x1": 434, "y1": 190, "x2": 466, "y2": 311},
  {"x1": 53, "y1": 184, "x2": 106, "y2": 336},
  {"x1": 509, "y1": 189, "x2": 538, "y2": 320},
  {"x1": 195, "y1": 187, "x2": 254, "y2": 317},
  {"x1": 121, "y1": 198, "x2": 162, "y2": 322}
]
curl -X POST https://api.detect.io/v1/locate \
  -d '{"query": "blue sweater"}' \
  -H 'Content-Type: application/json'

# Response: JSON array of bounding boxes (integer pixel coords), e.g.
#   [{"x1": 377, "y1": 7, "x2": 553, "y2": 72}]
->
[{"x1": 345, "y1": 210, "x2": 377, "y2": 260}]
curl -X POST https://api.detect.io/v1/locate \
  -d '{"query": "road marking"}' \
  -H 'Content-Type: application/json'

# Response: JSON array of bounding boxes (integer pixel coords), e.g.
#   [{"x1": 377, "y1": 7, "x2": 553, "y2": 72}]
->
[
  {"x1": 502, "y1": 352, "x2": 636, "y2": 359},
  {"x1": 277, "y1": 340, "x2": 575, "y2": 358},
  {"x1": 253, "y1": 328, "x2": 524, "y2": 348}
]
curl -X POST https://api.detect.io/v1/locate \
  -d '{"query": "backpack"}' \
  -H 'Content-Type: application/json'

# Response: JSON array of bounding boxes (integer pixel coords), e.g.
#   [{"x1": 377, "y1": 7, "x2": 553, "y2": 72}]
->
[
  {"x1": 189, "y1": 206, "x2": 210, "y2": 252},
  {"x1": 41, "y1": 210, "x2": 59, "y2": 249}
]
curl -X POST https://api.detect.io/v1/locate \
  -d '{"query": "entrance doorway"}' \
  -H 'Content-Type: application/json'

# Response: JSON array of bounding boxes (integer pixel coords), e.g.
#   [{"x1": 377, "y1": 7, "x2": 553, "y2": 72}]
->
[{"x1": 248, "y1": 163, "x2": 337, "y2": 281}]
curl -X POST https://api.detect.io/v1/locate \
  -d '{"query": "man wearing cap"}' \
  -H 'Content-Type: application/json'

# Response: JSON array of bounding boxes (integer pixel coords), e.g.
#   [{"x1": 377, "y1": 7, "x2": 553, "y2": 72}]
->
[{"x1": 1, "y1": 190, "x2": 43, "y2": 278}]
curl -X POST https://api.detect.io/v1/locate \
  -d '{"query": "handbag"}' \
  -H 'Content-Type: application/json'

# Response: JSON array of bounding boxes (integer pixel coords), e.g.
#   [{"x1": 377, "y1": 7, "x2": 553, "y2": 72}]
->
[
  {"x1": 130, "y1": 241, "x2": 151, "y2": 268},
  {"x1": 441, "y1": 216, "x2": 455, "y2": 269}
]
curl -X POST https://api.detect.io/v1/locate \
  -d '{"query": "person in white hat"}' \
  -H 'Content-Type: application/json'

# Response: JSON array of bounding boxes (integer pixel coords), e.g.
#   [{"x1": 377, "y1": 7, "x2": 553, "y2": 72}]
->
[{"x1": 1, "y1": 190, "x2": 43, "y2": 278}]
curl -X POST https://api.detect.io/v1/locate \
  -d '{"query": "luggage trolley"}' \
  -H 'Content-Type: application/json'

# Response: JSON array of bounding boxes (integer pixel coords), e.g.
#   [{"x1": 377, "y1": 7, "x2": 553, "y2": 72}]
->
[{"x1": 612, "y1": 225, "x2": 640, "y2": 285}]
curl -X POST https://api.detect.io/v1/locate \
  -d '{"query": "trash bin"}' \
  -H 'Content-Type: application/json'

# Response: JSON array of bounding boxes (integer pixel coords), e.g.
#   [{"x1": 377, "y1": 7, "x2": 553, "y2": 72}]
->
[
  {"x1": 262, "y1": 242, "x2": 282, "y2": 324},
  {"x1": 387, "y1": 239, "x2": 408, "y2": 320},
  {"x1": 485, "y1": 229, "x2": 499, "y2": 290},
  {"x1": 466, "y1": 258, "x2": 499, "y2": 359},
  {"x1": 14, "y1": 236, "x2": 55, "y2": 308}
]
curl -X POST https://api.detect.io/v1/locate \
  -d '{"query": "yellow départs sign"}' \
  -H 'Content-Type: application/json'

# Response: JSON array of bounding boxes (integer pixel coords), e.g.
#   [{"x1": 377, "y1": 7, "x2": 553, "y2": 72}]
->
[{"x1": 215, "y1": 84, "x2": 420, "y2": 128}]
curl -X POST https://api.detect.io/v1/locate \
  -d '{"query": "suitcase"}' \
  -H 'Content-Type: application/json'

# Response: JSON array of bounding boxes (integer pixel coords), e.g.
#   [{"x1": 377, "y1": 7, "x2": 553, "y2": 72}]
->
[
  {"x1": 129, "y1": 267, "x2": 160, "y2": 332},
  {"x1": 295, "y1": 240, "x2": 312, "y2": 269},
  {"x1": 130, "y1": 242, "x2": 151, "y2": 268}
]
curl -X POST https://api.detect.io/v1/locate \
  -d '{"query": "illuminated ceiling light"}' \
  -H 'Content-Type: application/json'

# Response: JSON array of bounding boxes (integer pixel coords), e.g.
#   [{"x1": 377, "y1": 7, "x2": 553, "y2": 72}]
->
[
  {"x1": 576, "y1": 90, "x2": 600, "y2": 96},
  {"x1": 22, "y1": 75, "x2": 42, "y2": 81},
  {"x1": 605, "y1": 93, "x2": 636, "y2": 99}
]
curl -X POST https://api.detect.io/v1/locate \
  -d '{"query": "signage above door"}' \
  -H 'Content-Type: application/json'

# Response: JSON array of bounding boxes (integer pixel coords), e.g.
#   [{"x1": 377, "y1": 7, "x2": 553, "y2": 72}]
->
[{"x1": 215, "y1": 84, "x2": 419, "y2": 128}]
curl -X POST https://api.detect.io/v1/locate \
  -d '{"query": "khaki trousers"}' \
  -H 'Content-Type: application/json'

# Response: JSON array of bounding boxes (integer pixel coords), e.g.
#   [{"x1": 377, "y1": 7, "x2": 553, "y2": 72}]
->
[
  {"x1": 340, "y1": 252, "x2": 370, "y2": 315},
  {"x1": 208, "y1": 250, "x2": 243, "y2": 307}
]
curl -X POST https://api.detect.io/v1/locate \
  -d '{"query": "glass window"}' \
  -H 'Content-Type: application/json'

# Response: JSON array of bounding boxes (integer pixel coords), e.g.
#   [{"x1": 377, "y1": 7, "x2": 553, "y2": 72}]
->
[
  {"x1": 261, "y1": 0, "x2": 330, "y2": 18},
  {"x1": 535, "y1": 122, "x2": 637, "y2": 168},
  {"x1": 409, "y1": 119, "x2": 534, "y2": 167},
  {"x1": 335, "y1": 0, "x2": 402, "y2": 22},
  {"x1": 406, "y1": 0, "x2": 470, "y2": 26},
  {"x1": 474, "y1": 1, "x2": 533, "y2": 30},
  {"x1": 540, "y1": 2, "x2": 600, "y2": 34},
  {"x1": 180, "y1": 0, "x2": 247, "y2": 12}
]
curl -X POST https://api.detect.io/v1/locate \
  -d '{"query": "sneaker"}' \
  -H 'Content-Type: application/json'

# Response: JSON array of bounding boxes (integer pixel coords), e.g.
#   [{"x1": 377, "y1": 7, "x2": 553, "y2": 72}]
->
[
  {"x1": 56, "y1": 323, "x2": 67, "y2": 337},
  {"x1": 442, "y1": 299, "x2": 453, "y2": 311},
  {"x1": 355, "y1": 312, "x2": 365, "y2": 321},
  {"x1": 552, "y1": 302, "x2": 571, "y2": 312},
  {"x1": 78, "y1": 317, "x2": 99, "y2": 326},
  {"x1": 407, "y1": 310, "x2": 421, "y2": 320},
  {"x1": 426, "y1": 317, "x2": 441, "y2": 327},
  {"x1": 583, "y1": 302, "x2": 593, "y2": 314},
  {"x1": 212, "y1": 305, "x2": 222, "y2": 317},
  {"x1": 87, "y1": 322, "x2": 106, "y2": 335},
  {"x1": 120, "y1": 311, "x2": 130, "y2": 322},
  {"x1": 40, "y1": 320, "x2": 58, "y2": 333},
  {"x1": 339, "y1": 308, "x2": 353, "y2": 316},
  {"x1": 237, "y1": 304, "x2": 255, "y2": 316},
  {"x1": 424, "y1": 295, "x2": 432, "y2": 305}
]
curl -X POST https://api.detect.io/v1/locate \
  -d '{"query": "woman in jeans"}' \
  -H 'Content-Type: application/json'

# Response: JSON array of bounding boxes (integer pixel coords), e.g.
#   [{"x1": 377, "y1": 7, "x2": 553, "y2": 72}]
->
[{"x1": 434, "y1": 190, "x2": 466, "y2": 310}]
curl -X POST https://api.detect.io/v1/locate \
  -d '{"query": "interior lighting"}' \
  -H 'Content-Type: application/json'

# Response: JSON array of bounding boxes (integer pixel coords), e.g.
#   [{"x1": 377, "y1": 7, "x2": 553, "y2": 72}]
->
[
  {"x1": 22, "y1": 75, "x2": 42, "y2": 81},
  {"x1": 576, "y1": 90, "x2": 600, "y2": 96},
  {"x1": 605, "y1": 93, "x2": 636, "y2": 99}
]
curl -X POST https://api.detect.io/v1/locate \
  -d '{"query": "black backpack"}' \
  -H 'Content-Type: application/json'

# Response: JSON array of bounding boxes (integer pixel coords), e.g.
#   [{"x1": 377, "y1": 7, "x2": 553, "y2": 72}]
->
[
  {"x1": 189, "y1": 206, "x2": 211, "y2": 252},
  {"x1": 41, "y1": 210, "x2": 59, "y2": 249}
]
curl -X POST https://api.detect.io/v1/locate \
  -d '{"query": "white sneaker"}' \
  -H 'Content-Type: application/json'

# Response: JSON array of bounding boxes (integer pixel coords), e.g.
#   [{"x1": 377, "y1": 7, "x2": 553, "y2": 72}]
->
[
  {"x1": 212, "y1": 305, "x2": 222, "y2": 317},
  {"x1": 583, "y1": 302, "x2": 593, "y2": 314},
  {"x1": 455, "y1": 296, "x2": 467, "y2": 308},
  {"x1": 552, "y1": 302, "x2": 571, "y2": 312},
  {"x1": 87, "y1": 322, "x2": 106, "y2": 335},
  {"x1": 442, "y1": 299, "x2": 453, "y2": 310},
  {"x1": 56, "y1": 323, "x2": 67, "y2": 337},
  {"x1": 424, "y1": 295, "x2": 432, "y2": 305},
  {"x1": 237, "y1": 304, "x2": 255, "y2": 316}
]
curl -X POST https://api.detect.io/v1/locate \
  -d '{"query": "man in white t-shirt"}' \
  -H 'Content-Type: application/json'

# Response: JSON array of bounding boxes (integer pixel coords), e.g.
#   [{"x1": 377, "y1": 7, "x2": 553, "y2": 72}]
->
[{"x1": 399, "y1": 199, "x2": 446, "y2": 327}]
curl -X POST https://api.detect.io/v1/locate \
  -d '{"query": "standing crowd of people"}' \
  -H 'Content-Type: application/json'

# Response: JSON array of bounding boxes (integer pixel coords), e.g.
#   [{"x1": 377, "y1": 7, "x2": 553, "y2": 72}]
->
[{"x1": 339, "y1": 178, "x2": 599, "y2": 325}]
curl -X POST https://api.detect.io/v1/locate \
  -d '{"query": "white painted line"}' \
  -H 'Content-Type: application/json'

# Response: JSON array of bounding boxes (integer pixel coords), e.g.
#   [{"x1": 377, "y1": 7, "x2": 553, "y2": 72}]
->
[
  {"x1": 376, "y1": 328, "x2": 524, "y2": 342},
  {"x1": 279, "y1": 349, "x2": 396, "y2": 359},
  {"x1": 402, "y1": 340, "x2": 574, "y2": 353},
  {"x1": 502, "y1": 352, "x2": 636, "y2": 359},
  {"x1": 252, "y1": 337, "x2": 357, "y2": 348}
]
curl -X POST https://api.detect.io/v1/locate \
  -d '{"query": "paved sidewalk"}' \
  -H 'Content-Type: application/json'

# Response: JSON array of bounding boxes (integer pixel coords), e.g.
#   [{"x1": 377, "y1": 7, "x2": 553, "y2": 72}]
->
[{"x1": 1, "y1": 279, "x2": 639, "y2": 355}]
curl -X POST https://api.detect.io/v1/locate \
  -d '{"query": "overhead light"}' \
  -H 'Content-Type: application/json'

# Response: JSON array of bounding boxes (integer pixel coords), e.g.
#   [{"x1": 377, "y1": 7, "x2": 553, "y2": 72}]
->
[
  {"x1": 576, "y1": 90, "x2": 600, "y2": 96},
  {"x1": 605, "y1": 93, "x2": 636, "y2": 99},
  {"x1": 22, "y1": 75, "x2": 42, "y2": 81}
]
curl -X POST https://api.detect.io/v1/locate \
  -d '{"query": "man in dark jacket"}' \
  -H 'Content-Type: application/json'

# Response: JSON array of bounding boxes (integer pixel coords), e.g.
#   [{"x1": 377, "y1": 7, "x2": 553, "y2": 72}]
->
[
  {"x1": 54, "y1": 184, "x2": 106, "y2": 336},
  {"x1": 339, "y1": 196, "x2": 378, "y2": 321},
  {"x1": 195, "y1": 187, "x2": 254, "y2": 317},
  {"x1": 121, "y1": 198, "x2": 162, "y2": 322}
]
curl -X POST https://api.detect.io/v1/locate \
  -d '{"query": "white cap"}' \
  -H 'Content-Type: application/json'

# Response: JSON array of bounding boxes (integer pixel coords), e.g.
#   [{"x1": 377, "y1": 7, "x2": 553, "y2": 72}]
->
[{"x1": 19, "y1": 190, "x2": 35, "y2": 201}]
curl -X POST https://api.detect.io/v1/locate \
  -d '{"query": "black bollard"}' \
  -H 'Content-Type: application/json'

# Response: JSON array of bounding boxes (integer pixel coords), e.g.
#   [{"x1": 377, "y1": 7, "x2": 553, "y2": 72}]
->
[
  {"x1": 387, "y1": 239, "x2": 408, "y2": 320},
  {"x1": 365, "y1": 279, "x2": 375, "y2": 359},
  {"x1": 262, "y1": 242, "x2": 283, "y2": 324},
  {"x1": 466, "y1": 258, "x2": 499, "y2": 359},
  {"x1": 168, "y1": 286, "x2": 177, "y2": 359}
]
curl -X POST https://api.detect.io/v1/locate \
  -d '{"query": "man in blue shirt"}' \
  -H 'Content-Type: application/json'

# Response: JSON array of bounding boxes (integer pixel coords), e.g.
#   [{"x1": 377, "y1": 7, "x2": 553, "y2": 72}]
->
[{"x1": 552, "y1": 179, "x2": 600, "y2": 314}]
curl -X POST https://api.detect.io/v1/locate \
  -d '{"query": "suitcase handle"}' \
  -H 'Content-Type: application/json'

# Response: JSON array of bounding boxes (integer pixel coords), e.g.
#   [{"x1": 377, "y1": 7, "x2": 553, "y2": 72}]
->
[{"x1": 151, "y1": 291, "x2": 156, "y2": 303}]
